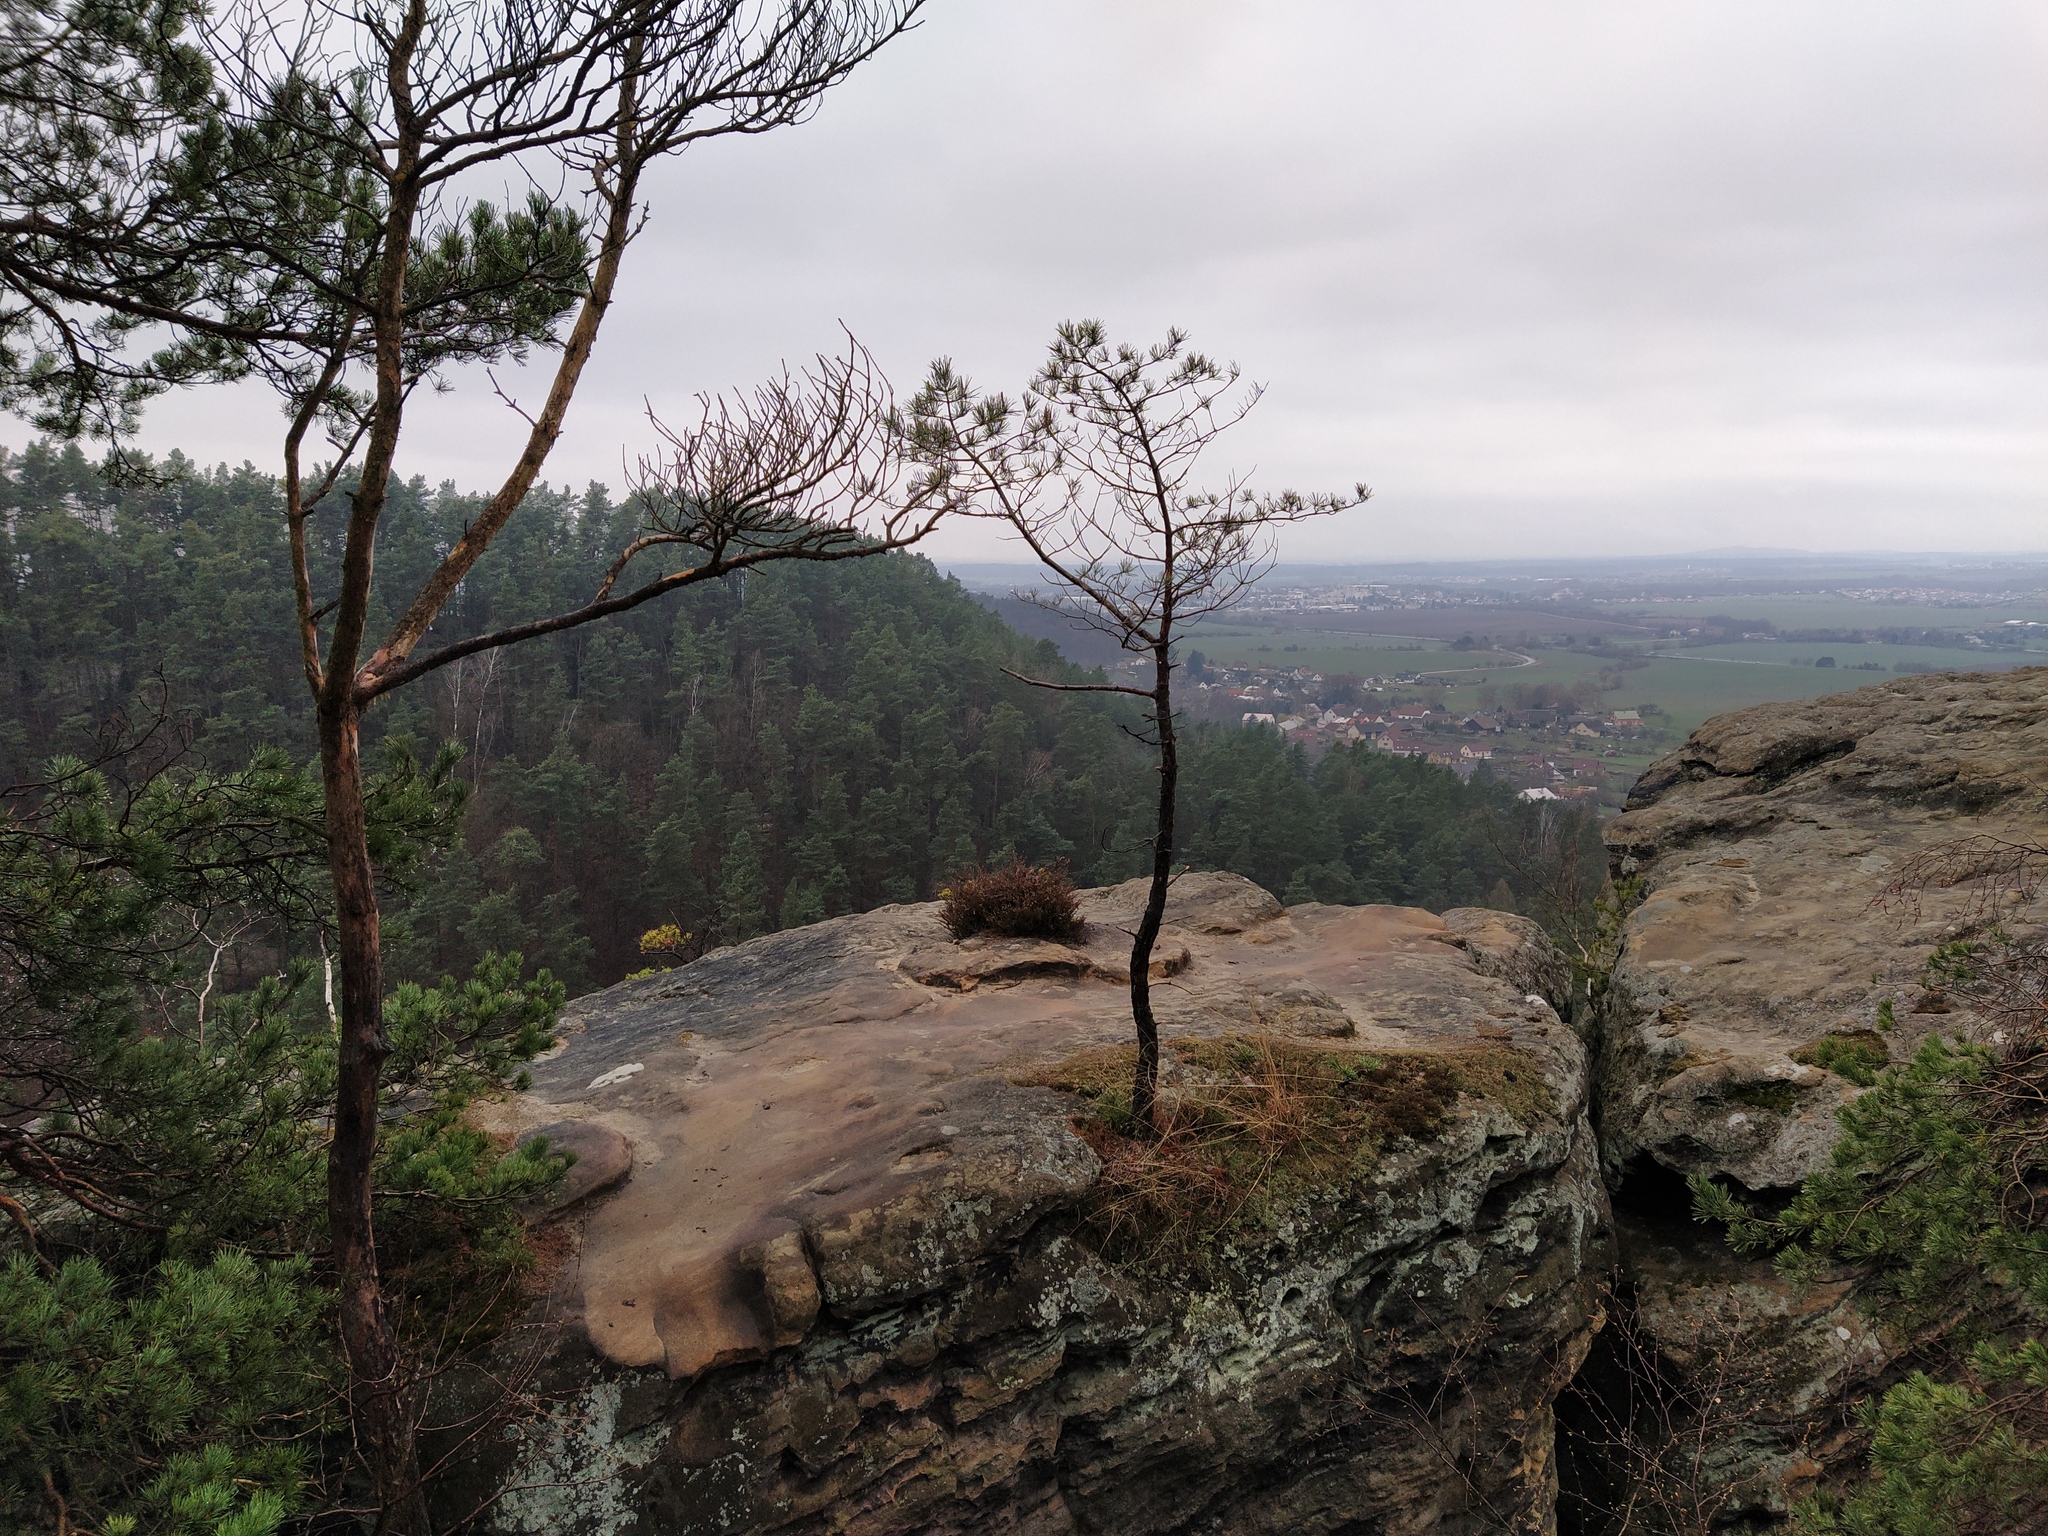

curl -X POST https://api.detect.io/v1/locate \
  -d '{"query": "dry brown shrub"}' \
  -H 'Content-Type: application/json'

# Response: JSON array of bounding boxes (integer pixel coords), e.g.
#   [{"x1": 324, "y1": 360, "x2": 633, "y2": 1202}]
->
[{"x1": 940, "y1": 859, "x2": 1085, "y2": 941}]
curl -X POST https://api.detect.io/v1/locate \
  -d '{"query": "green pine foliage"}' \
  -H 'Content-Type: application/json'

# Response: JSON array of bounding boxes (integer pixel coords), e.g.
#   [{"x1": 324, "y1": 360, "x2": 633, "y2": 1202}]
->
[
  {"x1": 0, "y1": 441, "x2": 1601, "y2": 996},
  {"x1": 1, "y1": 735, "x2": 570, "y2": 1530},
  {"x1": 1692, "y1": 1031, "x2": 2017, "y2": 1306},
  {"x1": 1691, "y1": 924, "x2": 2048, "y2": 1534},
  {"x1": 1793, "y1": 1341, "x2": 2048, "y2": 1536},
  {"x1": 1, "y1": 1251, "x2": 320, "y2": 1536}
]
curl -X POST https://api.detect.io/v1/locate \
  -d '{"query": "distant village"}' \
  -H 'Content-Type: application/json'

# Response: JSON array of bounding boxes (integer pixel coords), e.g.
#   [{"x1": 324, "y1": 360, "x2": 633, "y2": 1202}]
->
[
  {"x1": 1226, "y1": 680, "x2": 1645, "y2": 803},
  {"x1": 1097, "y1": 653, "x2": 1659, "y2": 808},
  {"x1": 977, "y1": 567, "x2": 2046, "y2": 817}
]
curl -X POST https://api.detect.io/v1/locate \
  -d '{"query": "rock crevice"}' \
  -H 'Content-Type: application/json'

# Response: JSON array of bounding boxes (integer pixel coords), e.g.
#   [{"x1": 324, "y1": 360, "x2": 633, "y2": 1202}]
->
[{"x1": 1586, "y1": 667, "x2": 2048, "y2": 1523}]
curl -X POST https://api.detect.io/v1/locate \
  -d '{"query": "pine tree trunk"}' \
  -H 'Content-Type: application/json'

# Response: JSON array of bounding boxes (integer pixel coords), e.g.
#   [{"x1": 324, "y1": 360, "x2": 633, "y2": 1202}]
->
[
  {"x1": 319, "y1": 697, "x2": 427, "y2": 1534},
  {"x1": 1129, "y1": 643, "x2": 1177, "y2": 1130}
]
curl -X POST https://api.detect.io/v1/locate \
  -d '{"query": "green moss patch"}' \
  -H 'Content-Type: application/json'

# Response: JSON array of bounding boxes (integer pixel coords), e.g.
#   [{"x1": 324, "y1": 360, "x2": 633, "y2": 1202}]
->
[
  {"x1": 1792, "y1": 1030, "x2": 1891, "y2": 1087},
  {"x1": 1442, "y1": 1045, "x2": 1556, "y2": 1128},
  {"x1": 1660, "y1": 1048, "x2": 1706, "y2": 1081},
  {"x1": 1015, "y1": 1043, "x2": 1142, "y2": 1101},
  {"x1": 1723, "y1": 1081, "x2": 1801, "y2": 1114}
]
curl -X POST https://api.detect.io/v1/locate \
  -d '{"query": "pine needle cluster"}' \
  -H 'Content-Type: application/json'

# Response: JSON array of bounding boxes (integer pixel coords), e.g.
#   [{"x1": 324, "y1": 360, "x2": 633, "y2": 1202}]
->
[
  {"x1": 1, "y1": 741, "x2": 569, "y2": 1533},
  {"x1": 1691, "y1": 886, "x2": 2048, "y2": 1535}
]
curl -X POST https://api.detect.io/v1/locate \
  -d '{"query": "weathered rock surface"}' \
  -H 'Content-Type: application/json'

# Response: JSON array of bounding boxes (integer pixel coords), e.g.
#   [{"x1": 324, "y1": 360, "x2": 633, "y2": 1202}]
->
[
  {"x1": 1439, "y1": 908, "x2": 1576, "y2": 1020},
  {"x1": 453, "y1": 873, "x2": 1608, "y2": 1535},
  {"x1": 1592, "y1": 667, "x2": 2048, "y2": 1524},
  {"x1": 1599, "y1": 666, "x2": 2048, "y2": 1193},
  {"x1": 520, "y1": 1120, "x2": 635, "y2": 1213}
]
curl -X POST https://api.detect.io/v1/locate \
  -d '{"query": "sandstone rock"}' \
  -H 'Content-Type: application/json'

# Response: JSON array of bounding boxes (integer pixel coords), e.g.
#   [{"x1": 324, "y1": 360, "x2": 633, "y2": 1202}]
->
[
  {"x1": 1440, "y1": 907, "x2": 1576, "y2": 1020},
  {"x1": 1599, "y1": 666, "x2": 2048, "y2": 1193},
  {"x1": 1611, "y1": 666, "x2": 2048, "y2": 866},
  {"x1": 517, "y1": 1120, "x2": 634, "y2": 1213},
  {"x1": 1591, "y1": 667, "x2": 2048, "y2": 1523},
  {"x1": 451, "y1": 874, "x2": 1607, "y2": 1535}
]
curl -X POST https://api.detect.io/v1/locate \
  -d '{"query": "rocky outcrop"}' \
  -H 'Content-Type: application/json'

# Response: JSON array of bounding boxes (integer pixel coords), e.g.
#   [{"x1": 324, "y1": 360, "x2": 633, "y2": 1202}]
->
[
  {"x1": 436, "y1": 668, "x2": 2048, "y2": 1534},
  {"x1": 1591, "y1": 667, "x2": 2048, "y2": 1522},
  {"x1": 1599, "y1": 667, "x2": 2047, "y2": 1192},
  {"x1": 449, "y1": 874, "x2": 1608, "y2": 1535},
  {"x1": 1439, "y1": 907, "x2": 1575, "y2": 1020}
]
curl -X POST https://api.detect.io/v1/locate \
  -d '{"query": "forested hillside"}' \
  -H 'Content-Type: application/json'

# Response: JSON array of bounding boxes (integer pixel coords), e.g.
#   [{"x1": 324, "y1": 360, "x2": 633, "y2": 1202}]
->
[{"x1": 1, "y1": 440, "x2": 1596, "y2": 992}]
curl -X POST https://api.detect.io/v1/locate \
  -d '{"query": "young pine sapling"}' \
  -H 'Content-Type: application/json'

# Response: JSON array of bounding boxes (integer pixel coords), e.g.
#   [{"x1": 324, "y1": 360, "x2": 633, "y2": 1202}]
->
[{"x1": 902, "y1": 322, "x2": 1369, "y2": 1130}]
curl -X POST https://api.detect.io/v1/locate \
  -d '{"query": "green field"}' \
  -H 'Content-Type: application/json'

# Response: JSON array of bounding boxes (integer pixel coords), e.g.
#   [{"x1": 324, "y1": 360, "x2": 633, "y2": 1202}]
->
[
  {"x1": 1428, "y1": 648, "x2": 2046, "y2": 742},
  {"x1": 1656, "y1": 640, "x2": 2044, "y2": 671},
  {"x1": 1189, "y1": 612, "x2": 2048, "y2": 750},
  {"x1": 1603, "y1": 596, "x2": 2048, "y2": 632},
  {"x1": 1412, "y1": 651, "x2": 1532, "y2": 680},
  {"x1": 1185, "y1": 624, "x2": 1446, "y2": 675},
  {"x1": 1429, "y1": 648, "x2": 1605, "y2": 707},
  {"x1": 1617, "y1": 656, "x2": 1911, "y2": 738}
]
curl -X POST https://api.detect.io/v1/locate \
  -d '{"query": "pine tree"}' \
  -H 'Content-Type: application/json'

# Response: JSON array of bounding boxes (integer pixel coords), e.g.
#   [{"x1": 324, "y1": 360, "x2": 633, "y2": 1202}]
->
[
  {"x1": 0, "y1": 742, "x2": 565, "y2": 1532},
  {"x1": 935, "y1": 794, "x2": 981, "y2": 879},
  {"x1": 715, "y1": 795, "x2": 772, "y2": 943},
  {"x1": 1693, "y1": 913, "x2": 2048, "y2": 1534},
  {"x1": 780, "y1": 878, "x2": 827, "y2": 930}
]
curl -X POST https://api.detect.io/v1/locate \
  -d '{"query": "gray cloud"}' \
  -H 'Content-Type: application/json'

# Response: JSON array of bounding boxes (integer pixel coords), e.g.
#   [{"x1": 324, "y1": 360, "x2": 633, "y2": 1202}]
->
[{"x1": 134, "y1": 0, "x2": 2047, "y2": 561}]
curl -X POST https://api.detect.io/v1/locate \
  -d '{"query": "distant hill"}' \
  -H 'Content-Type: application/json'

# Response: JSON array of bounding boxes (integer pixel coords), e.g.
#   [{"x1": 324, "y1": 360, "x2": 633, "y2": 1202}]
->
[{"x1": 970, "y1": 594, "x2": 1133, "y2": 670}]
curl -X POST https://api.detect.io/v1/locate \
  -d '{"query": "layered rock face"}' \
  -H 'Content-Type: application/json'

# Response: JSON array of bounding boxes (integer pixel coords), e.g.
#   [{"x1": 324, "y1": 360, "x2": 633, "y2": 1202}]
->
[
  {"x1": 1593, "y1": 667, "x2": 2048, "y2": 1521},
  {"x1": 454, "y1": 874, "x2": 1607, "y2": 1536},
  {"x1": 1599, "y1": 666, "x2": 2048, "y2": 1193}
]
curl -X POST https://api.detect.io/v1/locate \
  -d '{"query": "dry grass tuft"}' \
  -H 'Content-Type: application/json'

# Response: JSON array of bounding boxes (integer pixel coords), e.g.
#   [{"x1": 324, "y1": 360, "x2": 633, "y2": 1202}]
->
[
  {"x1": 1017, "y1": 1032, "x2": 1552, "y2": 1269},
  {"x1": 940, "y1": 859, "x2": 1085, "y2": 942}
]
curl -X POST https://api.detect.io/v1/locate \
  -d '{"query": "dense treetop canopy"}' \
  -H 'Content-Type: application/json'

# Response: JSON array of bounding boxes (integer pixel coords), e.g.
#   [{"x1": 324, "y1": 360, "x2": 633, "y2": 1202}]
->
[{"x1": 0, "y1": 440, "x2": 1587, "y2": 992}]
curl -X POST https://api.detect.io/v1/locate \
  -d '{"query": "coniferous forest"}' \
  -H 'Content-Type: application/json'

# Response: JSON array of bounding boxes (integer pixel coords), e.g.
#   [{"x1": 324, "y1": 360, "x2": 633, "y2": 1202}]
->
[
  {"x1": 1, "y1": 440, "x2": 1599, "y2": 998},
  {"x1": 5, "y1": 4, "x2": 2036, "y2": 1533}
]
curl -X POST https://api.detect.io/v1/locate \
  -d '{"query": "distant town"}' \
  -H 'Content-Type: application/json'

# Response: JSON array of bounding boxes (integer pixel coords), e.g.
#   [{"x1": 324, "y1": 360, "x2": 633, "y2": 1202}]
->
[
  {"x1": 1200, "y1": 657, "x2": 1639, "y2": 804},
  {"x1": 961, "y1": 551, "x2": 2048, "y2": 811}
]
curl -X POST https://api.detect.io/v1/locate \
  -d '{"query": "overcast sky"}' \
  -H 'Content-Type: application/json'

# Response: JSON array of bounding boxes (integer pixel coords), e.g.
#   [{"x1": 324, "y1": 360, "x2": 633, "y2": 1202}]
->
[{"x1": 135, "y1": 1, "x2": 2047, "y2": 563}]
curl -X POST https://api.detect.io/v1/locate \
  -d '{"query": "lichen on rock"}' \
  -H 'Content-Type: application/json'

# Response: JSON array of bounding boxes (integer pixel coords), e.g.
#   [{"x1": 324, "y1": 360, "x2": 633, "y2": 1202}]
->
[{"x1": 448, "y1": 872, "x2": 1608, "y2": 1534}]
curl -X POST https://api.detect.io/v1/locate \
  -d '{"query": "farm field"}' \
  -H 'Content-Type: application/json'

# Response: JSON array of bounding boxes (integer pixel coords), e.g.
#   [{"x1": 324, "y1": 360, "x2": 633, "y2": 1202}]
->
[
  {"x1": 1656, "y1": 641, "x2": 2046, "y2": 671},
  {"x1": 1186, "y1": 612, "x2": 2048, "y2": 746},
  {"x1": 1428, "y1": 648, "x2": 2044, "y2": 742},
  {"x1": 1427, "y1": 647, "x2": 1609, "y2": 712},
  {"x1": 1412, "y1": 651, "x2": 1533, "y2": 679},
  {"x1": 1599, "y1": 596, "x2": 2048, "y2": 632},
  {"x1": 1185, "y1": 625, "x2": 1446, "y2": 675},
  {"x1": 1179, "y1": 627, "x2": 2035, "y2": 743},
  {"x1": 1255, "y1": 608, "x2": 1650, "y2": 640},
  {"x1": 1614, "y1": 656, "x2": 1928, "y2": 739}
]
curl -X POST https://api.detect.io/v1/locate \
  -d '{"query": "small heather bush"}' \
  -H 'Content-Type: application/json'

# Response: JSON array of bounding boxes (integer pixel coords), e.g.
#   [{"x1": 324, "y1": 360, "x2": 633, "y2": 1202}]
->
[{"x1": 940, "y1": 861, "x2": 1085, "y2": 942}]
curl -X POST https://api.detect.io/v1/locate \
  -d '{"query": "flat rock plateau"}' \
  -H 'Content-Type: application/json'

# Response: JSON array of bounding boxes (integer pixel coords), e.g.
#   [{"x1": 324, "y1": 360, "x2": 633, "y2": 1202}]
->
[
  {"x1": 439, "y1": 665, "x2": 2046, "y2": 1535},
  {"x1": 447, "y1": 874, "x2": 1604, "y2": 1536}
]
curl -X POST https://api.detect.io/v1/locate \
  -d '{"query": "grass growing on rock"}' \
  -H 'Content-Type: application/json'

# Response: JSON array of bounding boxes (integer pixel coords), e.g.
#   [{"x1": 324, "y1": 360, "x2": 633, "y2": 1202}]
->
[
  {"x1": 1791, "y1": 1029, "x2": 1890, "y2": 1086},
  {"x1": 1015, "y1": 1032, "x2": 1553, "y2": 1268}
]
